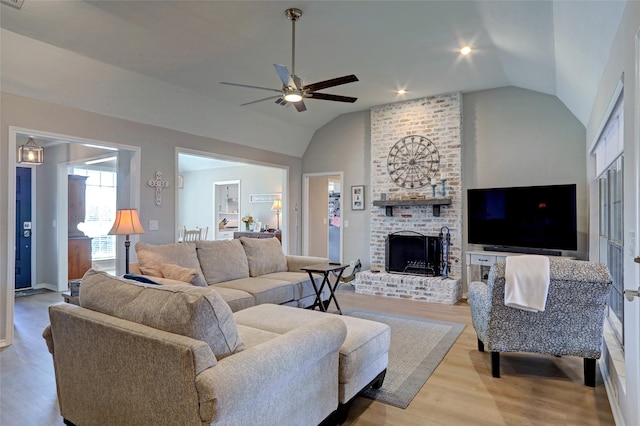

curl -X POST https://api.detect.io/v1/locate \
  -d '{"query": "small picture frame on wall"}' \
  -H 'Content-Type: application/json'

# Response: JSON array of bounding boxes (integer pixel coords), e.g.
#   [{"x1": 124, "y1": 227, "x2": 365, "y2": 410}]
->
[{"x1": 351, "y1": 185, "x2": 365, "y2": 210}]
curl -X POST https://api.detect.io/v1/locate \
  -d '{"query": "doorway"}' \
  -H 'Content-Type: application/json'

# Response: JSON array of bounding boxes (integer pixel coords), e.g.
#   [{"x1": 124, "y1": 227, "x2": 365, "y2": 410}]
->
[
  {"x1": 69, "y1": 156, "x2": 118, "y2": 276},
  {"x1": 4, "y1": 127, "x2": 141, "y2": 348},
  {"x1": 177, "y1": 150, "x2": 288, "y2": 251},
  {"x1": 303, "y1": 172, "x2": 343, "y2": 262}
]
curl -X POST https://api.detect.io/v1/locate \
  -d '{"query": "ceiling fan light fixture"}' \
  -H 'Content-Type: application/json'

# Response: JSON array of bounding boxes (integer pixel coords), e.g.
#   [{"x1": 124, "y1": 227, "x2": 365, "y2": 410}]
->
[{"x1": 284, "y1": 92, "x2": 303, "y2": 103}]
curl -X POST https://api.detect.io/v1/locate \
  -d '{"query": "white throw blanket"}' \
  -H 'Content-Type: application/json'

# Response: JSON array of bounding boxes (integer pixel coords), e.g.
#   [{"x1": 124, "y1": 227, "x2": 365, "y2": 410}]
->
[{"x1": 504, "y1": 255, "x2": 550, "y2": 312}]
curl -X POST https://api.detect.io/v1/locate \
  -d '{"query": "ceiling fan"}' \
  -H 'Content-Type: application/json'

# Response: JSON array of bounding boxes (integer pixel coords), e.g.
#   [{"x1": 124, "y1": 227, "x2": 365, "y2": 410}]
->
[{"x1": 220, "y1": 8, "x2": 358, "y2": 112}]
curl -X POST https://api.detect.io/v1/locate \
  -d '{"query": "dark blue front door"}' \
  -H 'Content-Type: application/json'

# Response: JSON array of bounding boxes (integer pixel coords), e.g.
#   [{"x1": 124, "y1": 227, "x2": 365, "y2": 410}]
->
[{"x1": 15, "y1": 167, "x2": 32, "y2": 289}]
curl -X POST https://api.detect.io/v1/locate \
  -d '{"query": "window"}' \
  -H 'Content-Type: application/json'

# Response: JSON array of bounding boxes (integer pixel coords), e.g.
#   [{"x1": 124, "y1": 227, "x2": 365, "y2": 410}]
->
[
  {"x1": 594, "y1": 93, "x2": 624, "y2": 344},
  {"x1": 72, "y1": 164, "x2": 117, "y2": 261}
]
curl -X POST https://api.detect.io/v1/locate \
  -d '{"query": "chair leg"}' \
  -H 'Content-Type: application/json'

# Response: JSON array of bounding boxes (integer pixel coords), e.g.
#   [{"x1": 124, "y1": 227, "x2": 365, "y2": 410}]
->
[
  {"x1": 584, "y1": 358, "x2": 596, "y2": 387},
  {"x1": 477, "y1": 338, "x2": 484, "y2": 352},
  {"x1": 491, "y1": 352, "x2": 500, "y2": 378}
]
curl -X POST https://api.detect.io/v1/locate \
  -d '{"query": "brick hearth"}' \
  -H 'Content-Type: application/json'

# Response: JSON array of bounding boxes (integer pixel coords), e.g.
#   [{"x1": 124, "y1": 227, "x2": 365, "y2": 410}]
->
[{"x1": 355, "y1": 271, "x2": 462, "y2": 305}]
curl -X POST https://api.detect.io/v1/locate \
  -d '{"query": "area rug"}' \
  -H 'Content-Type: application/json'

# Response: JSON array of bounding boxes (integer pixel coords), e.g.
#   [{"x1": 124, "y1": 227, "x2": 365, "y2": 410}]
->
[{"x1": 344, "y1": 309, "x2": 465, "y2": 409}]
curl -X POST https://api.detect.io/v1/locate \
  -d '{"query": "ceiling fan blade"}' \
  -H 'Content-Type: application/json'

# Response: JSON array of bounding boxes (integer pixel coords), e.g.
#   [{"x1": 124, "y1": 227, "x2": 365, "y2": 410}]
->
[
  {"x1": 293, "y1": 100, "x2": 307, "y2": 112},
  {"x1": 241, "y1": 95, "x2": 282, "y2": 106},
  {"x1": 275, "y1": 97, "x2": 288, "y2": 106},
  {"x1": 220, "y1": 82, "x2": 282, "y2": 93},
  {"x1": 307, "y1": 92, "x2": 357, "y2": 103},
  {"x1": 303, "y1": 74, "x2": 359, "y2": 93},
  {"x1": 274, "y1": 64, "x2": 295, "y2": 88}
]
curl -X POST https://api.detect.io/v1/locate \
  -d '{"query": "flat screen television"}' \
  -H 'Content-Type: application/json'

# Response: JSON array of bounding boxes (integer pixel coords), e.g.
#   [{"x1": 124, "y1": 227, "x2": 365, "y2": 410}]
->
[{"x1": 467, "y1": 184, "x2": 577, "y2": 254}]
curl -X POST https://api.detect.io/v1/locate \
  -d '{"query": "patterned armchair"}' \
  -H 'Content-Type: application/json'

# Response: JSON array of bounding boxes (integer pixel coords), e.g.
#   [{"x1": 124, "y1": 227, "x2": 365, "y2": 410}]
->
[{"x1": 468, "y1": 258, "x2": 612, "y2": 386}]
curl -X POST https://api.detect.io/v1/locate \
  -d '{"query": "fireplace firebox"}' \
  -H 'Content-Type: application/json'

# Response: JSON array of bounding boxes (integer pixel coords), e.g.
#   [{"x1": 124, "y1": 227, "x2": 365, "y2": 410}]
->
[{"x1": 385, "y1": 231, "x2": 441, "y2": 276}]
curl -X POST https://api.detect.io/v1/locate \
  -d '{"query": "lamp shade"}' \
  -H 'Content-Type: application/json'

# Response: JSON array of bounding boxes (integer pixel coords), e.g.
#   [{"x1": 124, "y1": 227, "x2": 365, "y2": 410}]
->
[
  {"x1": 18, "y1": 137, "x2": 44, "y2": 165},
  {"x1": 108, "y1": 209, "x2": 146, "y2": 236},
  {"x1": 271, "y1": 199, "x2": 282, "y2": 211}
]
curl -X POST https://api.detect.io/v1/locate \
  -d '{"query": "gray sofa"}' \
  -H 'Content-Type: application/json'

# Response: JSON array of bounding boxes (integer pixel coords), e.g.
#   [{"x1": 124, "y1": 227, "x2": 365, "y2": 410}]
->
[
  {"x1": 129, "y1": 237, "x2": 331, "y2": 312},
  {"x1": 468, "y1": 258, "x2": 612, "y2": 386},
  {"x1": 44, "y1": 270, "x2": 347, "y2": 426}
]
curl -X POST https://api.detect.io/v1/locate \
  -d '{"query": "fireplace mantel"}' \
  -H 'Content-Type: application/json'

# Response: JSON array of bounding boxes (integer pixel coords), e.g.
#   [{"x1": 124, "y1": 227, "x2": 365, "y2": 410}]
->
[{"x1": 373, "y1": 198, "x2": 452, "y2": 217}]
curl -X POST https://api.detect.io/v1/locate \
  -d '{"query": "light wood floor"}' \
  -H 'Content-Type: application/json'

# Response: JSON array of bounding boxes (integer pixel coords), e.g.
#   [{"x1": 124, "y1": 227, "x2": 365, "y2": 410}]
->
[{"x1": 1, "y1": 290, "x2": 615, "y2": 425}]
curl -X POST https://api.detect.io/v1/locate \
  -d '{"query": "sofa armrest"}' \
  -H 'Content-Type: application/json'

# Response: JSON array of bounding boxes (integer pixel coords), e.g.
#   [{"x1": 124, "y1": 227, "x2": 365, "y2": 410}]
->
[
  {"x1": 46, "y1": 303, "x2": 217, "y2": 425},
  {"x1": 468, "y1": 281, "x2": 490, "y2": 343},
  {"x1": 286, "y1": 255, "x2": 330, "y2": 272},
  {"x1": 196, "y1": 316, "x2": 347, "y2": 423}
]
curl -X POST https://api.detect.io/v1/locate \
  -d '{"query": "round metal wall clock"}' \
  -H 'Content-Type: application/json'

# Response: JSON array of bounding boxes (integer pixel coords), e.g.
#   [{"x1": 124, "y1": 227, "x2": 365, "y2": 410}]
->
[{"x1": 387, "y1": 135, "x2": 440, "y2": 188}]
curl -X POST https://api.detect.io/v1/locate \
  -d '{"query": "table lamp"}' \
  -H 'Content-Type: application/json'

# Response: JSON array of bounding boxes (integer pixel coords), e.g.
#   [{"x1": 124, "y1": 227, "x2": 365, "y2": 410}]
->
[
  {"x1": 108, "y1": 208, "x2": 145, "y2": 274},
  {"x1": 271, "y1": 199, "x2": 282, "y2": 230}
]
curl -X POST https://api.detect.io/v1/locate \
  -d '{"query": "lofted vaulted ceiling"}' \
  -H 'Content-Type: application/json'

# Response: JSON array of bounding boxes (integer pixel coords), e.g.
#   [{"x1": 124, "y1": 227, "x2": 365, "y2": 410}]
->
[{"x1": 0, "y1": 1, "x2": 626, "y2": 157}]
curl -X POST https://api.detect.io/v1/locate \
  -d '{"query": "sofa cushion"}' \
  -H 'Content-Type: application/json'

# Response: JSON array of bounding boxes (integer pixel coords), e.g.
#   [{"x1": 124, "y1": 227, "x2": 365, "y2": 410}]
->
[
  {"x1": 261, "y1": 271, "x2": 320, "y2": 299},
  {"x1": 210, "y1": 286, "x2": 255, "y2": 312},
  {"x1": 135, "y1": 242, "x2": 207, "y2": 287},
  {"x1": 215, "y1": 277, "x2": 294, "y2": 305},
  {"x1": 240, "y1": 237, "x2": 287, "y2": 277},
  {"x1": 234, "y1": 304, "x2": 390, "y2": 403},
  {"x1": 79, "y1": 269, "x2": 244, "y2": 360},
  {"x1": 196, "y1": 240, "x2": 250, "y2": 284}
]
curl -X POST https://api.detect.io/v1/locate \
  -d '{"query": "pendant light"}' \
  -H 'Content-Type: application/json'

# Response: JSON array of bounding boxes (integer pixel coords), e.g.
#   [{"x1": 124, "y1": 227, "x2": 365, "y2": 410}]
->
[{"x1": 18, "y1": 137, "x2": 44, "y2": 165}]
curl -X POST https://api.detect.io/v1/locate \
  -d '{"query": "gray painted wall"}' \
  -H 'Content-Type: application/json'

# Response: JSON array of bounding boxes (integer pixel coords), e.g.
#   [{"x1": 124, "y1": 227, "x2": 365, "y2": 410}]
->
[
  {"x1": 302, "y1": 87, "x2": 587, "y2": 271},
  {"x1": 462, "y1": 86, "x2": 587, "y2": 260},
  {"x1": 303, "y1": 111, "x2": 371, "y2": 267}
]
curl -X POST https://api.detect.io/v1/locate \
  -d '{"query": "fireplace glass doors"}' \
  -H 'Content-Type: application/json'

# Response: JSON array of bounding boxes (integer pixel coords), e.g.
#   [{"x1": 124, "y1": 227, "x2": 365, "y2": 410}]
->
[{"x1": 385, "y1": 232, "x2": 441, "y2": 276}]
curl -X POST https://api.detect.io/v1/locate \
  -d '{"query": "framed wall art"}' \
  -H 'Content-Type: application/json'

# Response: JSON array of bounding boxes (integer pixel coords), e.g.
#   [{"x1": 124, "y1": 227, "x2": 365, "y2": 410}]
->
[
  {"x1": 351, "y1": 185, "x2": 365, "y2": 210},
  {"x1": 249, "y1": 193, "x2": 281, "y2": 203}
]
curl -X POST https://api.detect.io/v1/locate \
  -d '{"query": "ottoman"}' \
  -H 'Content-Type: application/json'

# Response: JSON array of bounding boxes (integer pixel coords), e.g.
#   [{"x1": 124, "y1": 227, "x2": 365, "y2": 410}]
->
[{"x1": 234, "y1": 304, "x2": 390, "y2": 420}]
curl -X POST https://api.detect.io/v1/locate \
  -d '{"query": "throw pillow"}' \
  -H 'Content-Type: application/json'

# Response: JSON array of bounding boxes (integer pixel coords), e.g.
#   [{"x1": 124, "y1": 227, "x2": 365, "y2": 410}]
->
[
  {"x1": 135, "y1": 242, "x2": 207, "y2": 287},
  {"x1": 240, "y1": 237, "x2": 288, "y2": 277},
  {"x1": 196, "y1": 240, "x2": 250, "y2": 284},
  {"x1": 159, "y1": 263, "x2": 200, "y2": 285},
  {"x1": 80, "y1": 269, "x2": 244, "y2": 360}
]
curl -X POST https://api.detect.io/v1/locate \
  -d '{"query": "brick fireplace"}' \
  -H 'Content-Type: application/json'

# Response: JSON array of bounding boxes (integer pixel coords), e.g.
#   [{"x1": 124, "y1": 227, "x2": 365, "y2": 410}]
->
[{"x1": 354, "y1": 92, "x2": 463, "y2": 304}]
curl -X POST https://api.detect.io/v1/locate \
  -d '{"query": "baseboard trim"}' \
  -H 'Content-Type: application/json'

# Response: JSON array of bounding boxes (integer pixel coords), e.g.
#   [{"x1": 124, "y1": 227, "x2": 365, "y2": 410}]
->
[{"x1": 601, "y1": 357, "x2": 626, "y2": 426}]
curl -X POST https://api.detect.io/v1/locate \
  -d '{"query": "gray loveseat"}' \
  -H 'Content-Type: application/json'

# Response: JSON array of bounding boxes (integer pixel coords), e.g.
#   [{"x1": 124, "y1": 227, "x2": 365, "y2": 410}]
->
[
  {"x1": 129, "y1": 237, "x2": 330, "y2": 312},
  {"x1": 43, "y1": 270, "x2": 347, "y2": 426}
]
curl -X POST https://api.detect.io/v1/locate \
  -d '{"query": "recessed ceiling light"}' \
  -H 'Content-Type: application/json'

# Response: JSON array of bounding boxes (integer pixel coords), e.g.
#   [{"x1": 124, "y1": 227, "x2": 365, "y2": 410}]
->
[
  {"x1": 396, "y1": 89, "x2": 407, "y2": 95},
  {"x1": 460, "y1": 46, "x2": 472, "y2": 56}
]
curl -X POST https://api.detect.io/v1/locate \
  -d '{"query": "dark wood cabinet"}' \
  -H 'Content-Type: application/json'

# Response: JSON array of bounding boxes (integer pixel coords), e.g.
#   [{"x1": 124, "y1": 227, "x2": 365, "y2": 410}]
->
[
  {"x1": 68, "y1": 237, "x2": 92, "y2": 279},
  {"x1": 68, "y1": 175, "x2": 92, "y2": 279}
]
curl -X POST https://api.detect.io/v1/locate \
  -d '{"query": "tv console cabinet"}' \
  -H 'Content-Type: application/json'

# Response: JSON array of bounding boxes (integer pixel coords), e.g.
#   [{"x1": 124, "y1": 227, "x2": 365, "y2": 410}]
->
[{"x1": 466, "y1": 250, "x2": 573, "y2": 290}]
